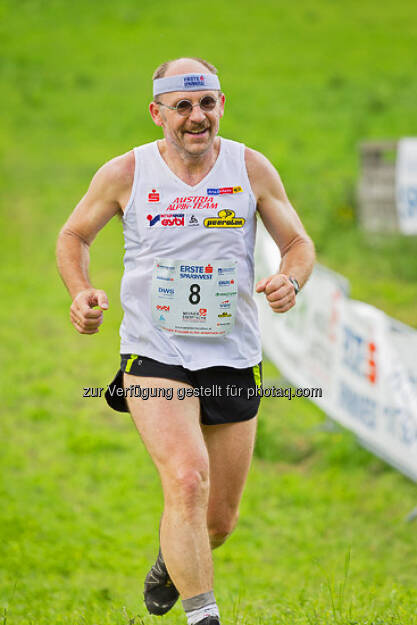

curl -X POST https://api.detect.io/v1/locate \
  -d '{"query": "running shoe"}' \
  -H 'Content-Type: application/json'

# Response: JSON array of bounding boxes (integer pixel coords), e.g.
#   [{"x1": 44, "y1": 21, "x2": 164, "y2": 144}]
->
[{"x1": 143, "y1": 548, "x2": 179, "y2": 615}]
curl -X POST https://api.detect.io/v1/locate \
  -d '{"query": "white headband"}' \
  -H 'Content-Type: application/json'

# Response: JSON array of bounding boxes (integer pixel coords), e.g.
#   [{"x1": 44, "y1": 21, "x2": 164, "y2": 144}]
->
[{"x1": 153, "y1": 73, "x2": 221, "y2": 97}]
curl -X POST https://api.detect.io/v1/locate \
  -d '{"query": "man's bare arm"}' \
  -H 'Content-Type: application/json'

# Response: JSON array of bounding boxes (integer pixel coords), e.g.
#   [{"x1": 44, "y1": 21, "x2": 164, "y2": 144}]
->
[
  {"x1": 246, "y1": 147, "x2": 315, "y2": 313},
  {"x1": 56, "y1": 151, "x2": 134, "y2": 333}
]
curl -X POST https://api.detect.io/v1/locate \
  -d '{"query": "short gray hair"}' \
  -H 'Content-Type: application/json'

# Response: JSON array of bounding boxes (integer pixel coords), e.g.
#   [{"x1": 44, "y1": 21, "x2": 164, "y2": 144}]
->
[{"x1": 152, "y1": 57, "x2": 218, "y2": 80}]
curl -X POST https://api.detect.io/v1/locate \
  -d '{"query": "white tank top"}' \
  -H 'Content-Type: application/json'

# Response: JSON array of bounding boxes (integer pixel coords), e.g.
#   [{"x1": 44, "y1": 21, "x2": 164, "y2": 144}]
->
[{"x1": 119, "y1": 137, "x2": 262, "y2": 370}]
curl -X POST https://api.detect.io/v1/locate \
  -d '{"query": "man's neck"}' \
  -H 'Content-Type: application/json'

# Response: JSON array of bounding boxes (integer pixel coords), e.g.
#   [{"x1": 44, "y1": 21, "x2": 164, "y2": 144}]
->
[{"x1": 157, "y1": 138, "x2": 221, "y2": 187}]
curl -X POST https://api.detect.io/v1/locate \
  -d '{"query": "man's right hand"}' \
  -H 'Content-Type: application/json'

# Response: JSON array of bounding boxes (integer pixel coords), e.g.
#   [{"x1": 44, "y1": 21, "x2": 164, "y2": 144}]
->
[{"x1": 70, "y1": 288, "x2": 109, "y2": 334}]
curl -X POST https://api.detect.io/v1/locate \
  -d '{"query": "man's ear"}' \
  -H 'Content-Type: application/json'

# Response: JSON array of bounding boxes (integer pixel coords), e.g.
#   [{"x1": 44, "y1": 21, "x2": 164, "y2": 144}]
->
[
  {"x1": 149, "y1": 101, "x2": 163, "y2": 127},
  {"x1": 219, "y1": 93, "x2": 226, "y2": 119}
]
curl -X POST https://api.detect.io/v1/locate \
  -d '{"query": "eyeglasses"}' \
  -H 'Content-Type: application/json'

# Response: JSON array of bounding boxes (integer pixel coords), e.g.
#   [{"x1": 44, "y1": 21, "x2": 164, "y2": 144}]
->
[{"x1": 155, "y1": 95, "x2": 219, "y2": 117}]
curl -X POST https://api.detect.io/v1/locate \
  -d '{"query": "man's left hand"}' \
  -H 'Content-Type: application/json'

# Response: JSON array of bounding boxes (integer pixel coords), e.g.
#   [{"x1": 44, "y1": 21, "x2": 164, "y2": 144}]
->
[{"x1": 255, "y1": 273, "x2": 296, "y2": 313}]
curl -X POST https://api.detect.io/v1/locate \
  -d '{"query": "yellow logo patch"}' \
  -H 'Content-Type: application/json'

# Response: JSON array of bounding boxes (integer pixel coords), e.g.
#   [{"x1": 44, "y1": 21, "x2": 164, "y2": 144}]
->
[{"x1": 204, "y1": 209, "x2": 245, "y2": 228}]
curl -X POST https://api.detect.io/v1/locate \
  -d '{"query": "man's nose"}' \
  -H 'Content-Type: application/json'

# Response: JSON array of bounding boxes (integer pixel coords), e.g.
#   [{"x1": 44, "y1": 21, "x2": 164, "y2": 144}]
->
[{"x1": 188, "y1": 103, "x2": 206, "y2": 123}]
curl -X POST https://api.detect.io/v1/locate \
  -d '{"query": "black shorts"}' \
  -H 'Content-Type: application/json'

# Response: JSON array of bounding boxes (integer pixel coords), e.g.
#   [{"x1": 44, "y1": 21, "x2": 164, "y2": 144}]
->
[{"x1": 105, "y1": 354, "x2": 262, "y2": 426}]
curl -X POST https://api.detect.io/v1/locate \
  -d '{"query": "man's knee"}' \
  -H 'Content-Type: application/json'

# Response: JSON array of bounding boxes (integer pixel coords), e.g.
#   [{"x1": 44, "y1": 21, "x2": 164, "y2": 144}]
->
[
  {"x1": 208, "y1": 511, "x2": 239, "y2": 548},
  {"x1": 164, "y1": 465, "x2": 210, "y2": 512}
]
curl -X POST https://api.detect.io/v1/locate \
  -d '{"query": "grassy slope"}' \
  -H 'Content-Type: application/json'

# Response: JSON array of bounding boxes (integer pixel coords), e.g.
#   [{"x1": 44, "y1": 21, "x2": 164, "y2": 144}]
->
[{"x1": 1, "y1": 0, "x2": 417, "y2": 623}]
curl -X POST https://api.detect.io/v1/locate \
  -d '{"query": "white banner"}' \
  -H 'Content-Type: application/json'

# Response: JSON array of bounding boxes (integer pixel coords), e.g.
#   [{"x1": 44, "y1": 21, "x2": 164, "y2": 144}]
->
[
  {"x1": 255, "y1": 223, "x2": 417, "y2": 481},
  {"x1": 396, "y1": 137, "x2": 417, "y2": 235}
]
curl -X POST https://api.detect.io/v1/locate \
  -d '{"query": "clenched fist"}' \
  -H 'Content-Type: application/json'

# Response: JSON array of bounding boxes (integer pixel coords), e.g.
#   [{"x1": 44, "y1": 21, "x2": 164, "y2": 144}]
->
[
  {"x1": 70, "y1": 288, "x2": 109, "y2": 334},
  {"x1": 255, "y1": 273, "x2": 296, "y2": 313}
]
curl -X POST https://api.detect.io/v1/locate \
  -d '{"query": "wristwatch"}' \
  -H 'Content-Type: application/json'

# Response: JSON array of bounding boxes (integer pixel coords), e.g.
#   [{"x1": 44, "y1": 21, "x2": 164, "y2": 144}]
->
[{"x1": 288, "y1": 276, "x2": 300, "y2": 295}]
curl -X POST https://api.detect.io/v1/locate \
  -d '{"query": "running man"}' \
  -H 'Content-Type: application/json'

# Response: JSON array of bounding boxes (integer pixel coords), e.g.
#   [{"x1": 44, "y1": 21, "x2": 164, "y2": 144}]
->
[{"x1": 56, "y1": 57, "x2": 315, "y2": 625}]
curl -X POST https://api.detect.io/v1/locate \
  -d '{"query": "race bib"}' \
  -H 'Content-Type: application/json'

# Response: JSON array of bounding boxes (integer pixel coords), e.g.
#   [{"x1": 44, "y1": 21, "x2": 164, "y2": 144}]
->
[{"x1": 151, "y1": 258, "x2": 238, "y2": 337}]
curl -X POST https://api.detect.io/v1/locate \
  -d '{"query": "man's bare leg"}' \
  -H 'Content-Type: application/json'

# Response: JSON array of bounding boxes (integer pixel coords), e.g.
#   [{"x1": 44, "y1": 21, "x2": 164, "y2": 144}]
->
[
  {"x1": 202, "y1": 417, "x2": 258, "y2": 549},
  {"x1": 125, "y1": 374, "x2": 213, "y2": 599}
]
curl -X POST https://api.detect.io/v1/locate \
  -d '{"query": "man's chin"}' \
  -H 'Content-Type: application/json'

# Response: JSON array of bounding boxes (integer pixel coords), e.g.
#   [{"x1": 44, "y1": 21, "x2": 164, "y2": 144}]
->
[{"x1": 183, "y1": 132, "x2": 213, "y2": 154}]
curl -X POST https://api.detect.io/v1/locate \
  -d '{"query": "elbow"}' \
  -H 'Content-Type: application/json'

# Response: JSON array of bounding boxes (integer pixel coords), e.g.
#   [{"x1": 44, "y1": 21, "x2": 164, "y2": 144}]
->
[
  {"x1": 282, "y1": 233, "x2": 315, "y2": 262},
  {"x1": 56, "y1": 226, "x2": 91, "y2": 271},
  {"x1": 57, "y1": 225, "x2": 91, "y2": 248}
]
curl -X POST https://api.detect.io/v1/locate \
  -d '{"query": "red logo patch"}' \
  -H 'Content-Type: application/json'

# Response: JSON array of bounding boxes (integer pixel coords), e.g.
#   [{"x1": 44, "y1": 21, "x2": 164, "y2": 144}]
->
[
  {"x1": 148, "y1": 189, "x2": 160, "y2": 202},
  {"x1": 205, "y1": 264, "x2": 213, "y2": 274}
]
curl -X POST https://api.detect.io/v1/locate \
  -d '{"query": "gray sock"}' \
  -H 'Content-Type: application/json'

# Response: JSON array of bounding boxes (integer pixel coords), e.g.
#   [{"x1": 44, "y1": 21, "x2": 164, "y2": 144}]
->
[{"x1": 182, "y1": 591, "x2": 220, "y2": 624}]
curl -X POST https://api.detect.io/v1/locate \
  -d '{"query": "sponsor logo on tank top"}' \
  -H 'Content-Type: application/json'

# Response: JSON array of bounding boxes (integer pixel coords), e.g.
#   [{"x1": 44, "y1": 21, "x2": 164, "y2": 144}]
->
[
  {"x1": 156, "y1": 305, "x2": 170, "y2": 311},
  {"x1": 203, "y1": 209, "x2": 245, "y2": 228},
  {"x1": 146, "y1": 213, "x2": 185, "y2": 227},
  {"x1": 218, "y1": 312, "x2": 232, "y2": 318},
  {"x1": 188, "y1": 214, "x2": 199, "y2": 226},
  {"x1": 179, "y1": 264, "x2": 213, "y2": 273},
  {"x1": 220, "y1": 299, "x2": 231, "y2": 309},
  {"x1": 148, "y1": 189, "x2": 160, "y2": 202},
  {"x1": 158, "y1": 287, "x2": 175, "y2": 297},
  {"x1": 179, "y1": 264, "x2": 213, "y2": 279},
  {"x1": 157, "y1": 276, "x2": 174, "y2": 281},
  {"x1": 182, "y1": 311, "x2": 207, "y2": 323},
  {"x1": 166, "y1": 196, "x2": 218, "y2": 211},
  {"x1": 207, "y1": 186, "x2": 243, "y2": 195},
  {"x1": 156, "y1": 263, "x2": 175, "y2": 271},
  {"x1": 147, "y1": 214, "x2": 161, "y2": 226}
]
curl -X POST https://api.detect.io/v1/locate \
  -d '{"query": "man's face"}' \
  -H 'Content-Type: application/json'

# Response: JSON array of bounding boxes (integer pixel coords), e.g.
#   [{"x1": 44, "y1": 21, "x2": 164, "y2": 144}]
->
[{"x1": 150, "y1": 90, "x2": 225, "y2": 158}]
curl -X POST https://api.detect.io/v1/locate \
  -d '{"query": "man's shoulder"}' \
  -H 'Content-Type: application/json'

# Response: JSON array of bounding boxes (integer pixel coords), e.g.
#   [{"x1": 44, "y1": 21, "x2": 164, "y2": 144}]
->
[
  {"x1": 244, "y1": 146, "x2": 278, "y2": 193},
  {"x1": 100, "y1": 140, "x2": 158, "y2": 185},
  {"x1": 100, "y1": 150, "x2": 136, "y2": 190},
  {"x1": 244, "y1": 146, "x2": 272, "y2": 173},
  {"x1": 219, "y1": 137, "x2": 272, "y2": 175}
]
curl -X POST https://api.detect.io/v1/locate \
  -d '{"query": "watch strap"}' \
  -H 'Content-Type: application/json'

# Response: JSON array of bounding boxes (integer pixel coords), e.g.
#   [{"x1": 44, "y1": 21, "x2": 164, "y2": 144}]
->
[{"x1": 288, "y1": 276, "x2": 300, "y2": 295}]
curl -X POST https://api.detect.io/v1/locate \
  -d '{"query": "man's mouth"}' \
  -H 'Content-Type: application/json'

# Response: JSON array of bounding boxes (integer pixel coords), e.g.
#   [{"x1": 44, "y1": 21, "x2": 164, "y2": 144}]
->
[{"x1": 185, "y1": 128, "x2": 209, "y2": 137}]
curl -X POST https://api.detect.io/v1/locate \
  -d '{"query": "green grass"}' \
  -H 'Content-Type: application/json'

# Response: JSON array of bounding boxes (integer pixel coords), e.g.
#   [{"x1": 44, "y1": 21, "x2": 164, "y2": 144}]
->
[
  {"x1": 1, "y1": 0, "x2": 417, "y2": 623},
  {"x1": 1, "y1": 357, "x2": 417, "y2": 625},
  {"x1": 2, "y1": 0, "x2": 416, "y2": 324}
]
